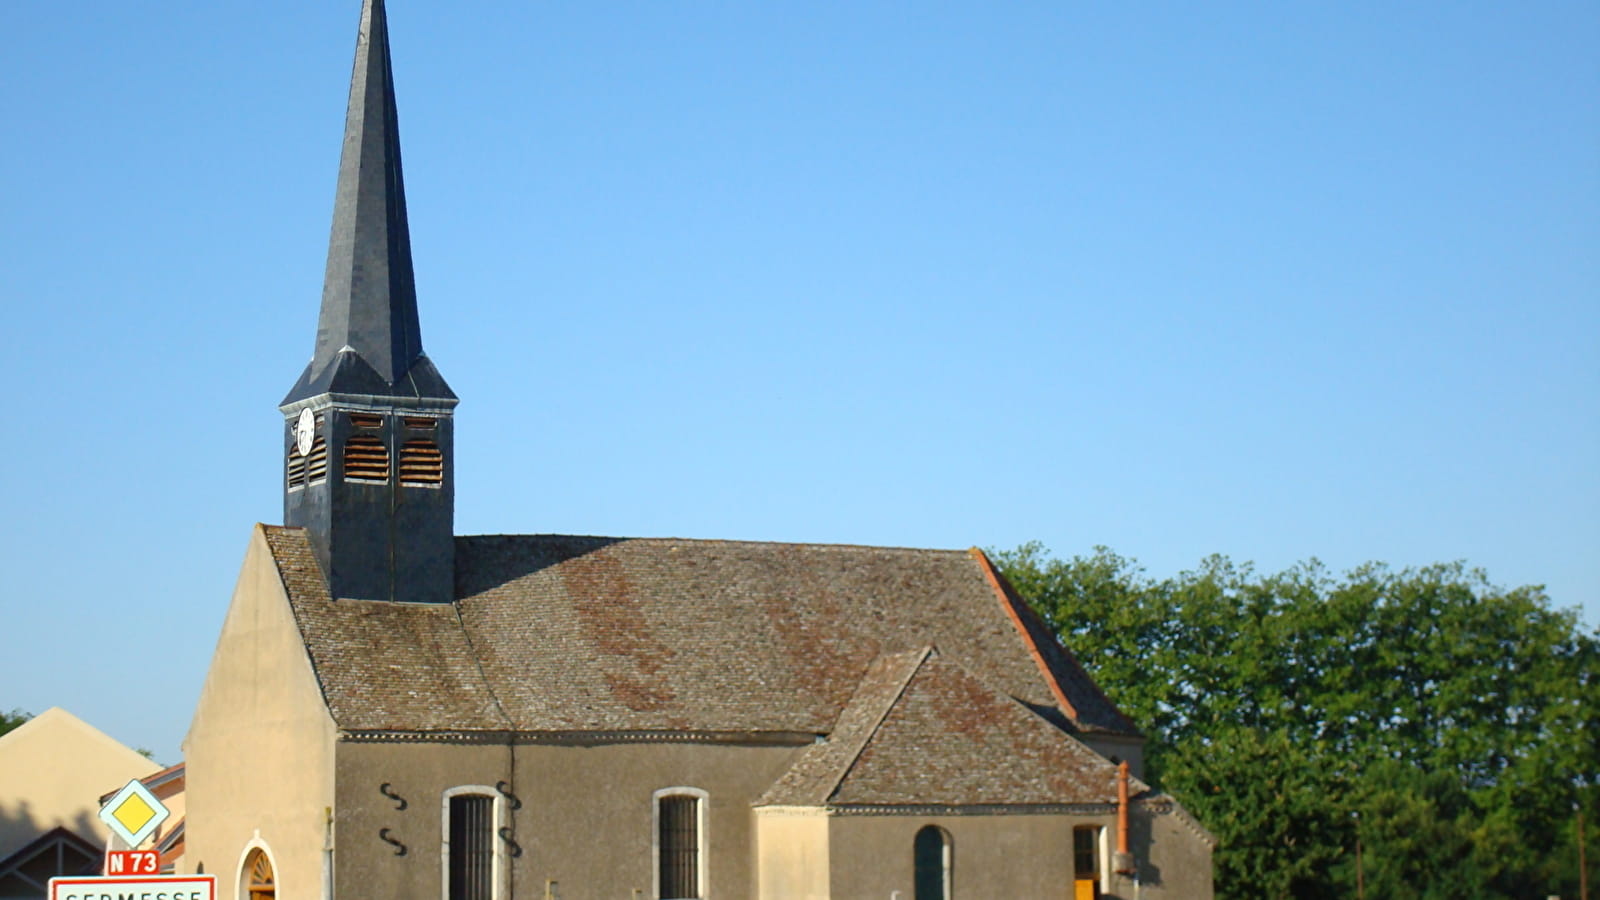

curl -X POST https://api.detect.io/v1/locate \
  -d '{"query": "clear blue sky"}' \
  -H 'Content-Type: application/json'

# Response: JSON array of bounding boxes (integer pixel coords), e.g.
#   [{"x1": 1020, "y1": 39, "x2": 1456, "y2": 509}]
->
[{"x1": 2, "y1": 1, "x2": 1595, "y2": 764}]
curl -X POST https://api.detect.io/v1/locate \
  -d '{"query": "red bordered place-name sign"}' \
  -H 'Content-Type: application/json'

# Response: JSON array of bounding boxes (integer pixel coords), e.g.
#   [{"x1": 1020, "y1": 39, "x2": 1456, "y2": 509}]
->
[{"x1": 49, "y1": 874, "x2": 216, "y2": 900}]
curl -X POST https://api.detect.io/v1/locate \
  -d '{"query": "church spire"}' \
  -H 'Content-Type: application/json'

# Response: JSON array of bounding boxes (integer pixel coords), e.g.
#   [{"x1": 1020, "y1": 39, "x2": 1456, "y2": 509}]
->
[
  {"x1": 280, "y1": 0, "x2": 457, "y2": 605},
  {"x1": 284, "y1": 0, "x2": 451, "y2": 404}
]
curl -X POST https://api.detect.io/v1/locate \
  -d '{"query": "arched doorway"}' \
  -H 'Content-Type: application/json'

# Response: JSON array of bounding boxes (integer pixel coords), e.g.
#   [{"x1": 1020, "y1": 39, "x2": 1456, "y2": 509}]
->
[{"x1": 242, "y1": 847, "x2": 275, "y2": 900}]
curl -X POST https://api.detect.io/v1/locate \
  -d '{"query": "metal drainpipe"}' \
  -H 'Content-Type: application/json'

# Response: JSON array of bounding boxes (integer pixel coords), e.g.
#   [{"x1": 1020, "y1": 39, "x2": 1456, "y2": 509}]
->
[
  {"x1": 1114, "y1": 761, "x2": 1136, "y2": 876},
  {"x1": 323, "y1": 806, "x2": 335, "y2": 900}
]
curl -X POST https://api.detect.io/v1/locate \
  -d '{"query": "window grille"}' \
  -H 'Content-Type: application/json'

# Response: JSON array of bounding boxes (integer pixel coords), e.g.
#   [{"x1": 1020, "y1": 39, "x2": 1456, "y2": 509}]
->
[
  {"x1": 405, "y1": 416, "x2": 438, "y2": 430},
  {"x1": 349, "y1": 412, "x2": 384, "y2": 429},
  {"x1": 343, "y1": 435, "x2": 389, "y2": 481},
  {"x1": 658, "y1": 795, "x2": 700, "y2": 899},
  {"x1": 400, "y1": 440, "x2": 444, "y2": 486},
  {"x1": 448, "y1": 795, "x2": 493, "y2": 900}
]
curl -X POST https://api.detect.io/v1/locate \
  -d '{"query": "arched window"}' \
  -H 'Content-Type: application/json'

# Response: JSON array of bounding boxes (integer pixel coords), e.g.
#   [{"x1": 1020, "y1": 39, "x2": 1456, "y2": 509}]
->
[
  {"x1": 241, "y1": 847, "x2": 275, "y2": 900},
  {"x1": 653, "y1": 787, "x2": 707, "y2": 900},
  {"x1": 913, "y1": 825, "x2": 951, "y2": 900},
  {"x1": 442, "y1": 786, "x2": 503, "y2": 900}
]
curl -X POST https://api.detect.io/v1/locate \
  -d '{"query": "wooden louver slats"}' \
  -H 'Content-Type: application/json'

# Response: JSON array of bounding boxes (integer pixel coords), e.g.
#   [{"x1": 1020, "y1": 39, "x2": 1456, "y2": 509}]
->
[
  {"x1": 343, "y1": 435, "x2": 389, "y2": 481},
  {"x1": 287, "y1": 448, "x2": 307, "y2": 488},
  {"x1": 305, "y1": 438, "x2": 328, "y2": 483},
  {"x1": 400, "y1": 440, "x2": 444, "y2": 486},
  {"x1": 288, "y1": 437, "x2": 328, "y2": 487}
]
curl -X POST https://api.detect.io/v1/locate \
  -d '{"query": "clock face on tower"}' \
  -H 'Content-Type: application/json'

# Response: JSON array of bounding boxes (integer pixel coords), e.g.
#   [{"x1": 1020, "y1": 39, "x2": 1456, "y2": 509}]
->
[{"x1": 296, "y1": 408, "x2": 316, "y2": 458}]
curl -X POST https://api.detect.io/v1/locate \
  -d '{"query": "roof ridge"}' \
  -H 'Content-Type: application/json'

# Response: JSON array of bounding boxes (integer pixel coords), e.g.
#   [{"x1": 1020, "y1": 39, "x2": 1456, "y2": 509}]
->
[
  {"x1": 818, "y1": 646, "x2": 934, "y2": 804},
  {"x1": 456, "y1": 533, "x2": 972, "y2": 556}
]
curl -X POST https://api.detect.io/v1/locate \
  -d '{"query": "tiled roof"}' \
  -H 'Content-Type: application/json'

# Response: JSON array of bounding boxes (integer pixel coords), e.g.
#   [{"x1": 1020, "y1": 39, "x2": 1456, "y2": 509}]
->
[
  {"x1": 761, "y1": 647, "x2": 1142, "y2": 807},
  {"x1": 263, "y1": 527, "x2": 1136, "y2": 737}
]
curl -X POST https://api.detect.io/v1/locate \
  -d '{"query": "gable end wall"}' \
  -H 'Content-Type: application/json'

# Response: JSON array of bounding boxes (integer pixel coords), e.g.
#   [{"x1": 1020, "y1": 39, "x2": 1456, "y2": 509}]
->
[{"x1": 184, "y1": 525, "x2": 337, "y2": 900}]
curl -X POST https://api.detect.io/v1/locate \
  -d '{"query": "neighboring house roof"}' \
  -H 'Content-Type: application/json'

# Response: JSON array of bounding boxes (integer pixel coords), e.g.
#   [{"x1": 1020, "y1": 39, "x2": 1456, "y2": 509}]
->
[
  {"x1": 98, "y1": 761, "x2": 184, "y2": 806},
  {"x1": 95, "y1": 761, "x2": 186, "y2": 869},
  {"x1": 0, "y1": 826, "x2": 102, "y2": 895},
  {"x1": 155, "y1": 818, "x2": 185, "y2": 871},
  {"x1": 262, "y1": 527, "x2": 1137, "y2": 738},
  {"x1": 761, "y1": 646, "x2": 1147, "y2": 808},
  {"x1": 0, "y1": 708, "x2": 159, "y2": 862}
]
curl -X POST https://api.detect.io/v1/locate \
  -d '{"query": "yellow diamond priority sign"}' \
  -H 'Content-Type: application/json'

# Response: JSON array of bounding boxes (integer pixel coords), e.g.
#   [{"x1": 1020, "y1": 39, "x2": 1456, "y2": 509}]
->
[{"x1": 99, "y1": 778, "x2": 169, "y2": 847}]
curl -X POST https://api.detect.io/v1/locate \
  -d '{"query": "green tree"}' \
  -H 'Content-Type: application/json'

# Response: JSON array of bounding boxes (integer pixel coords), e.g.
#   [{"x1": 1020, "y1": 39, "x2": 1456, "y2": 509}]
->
[
  {"x1": 0, "y1": 708, "x2": 30, "y2": 738},
  {"x1": 992, "y1": 543, "x2": 1599, "y2": 900}
]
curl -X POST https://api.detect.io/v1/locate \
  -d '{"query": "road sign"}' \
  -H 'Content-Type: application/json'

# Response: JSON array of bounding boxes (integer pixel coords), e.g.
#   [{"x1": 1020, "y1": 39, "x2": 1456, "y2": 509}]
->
[
  {"x1": 105, "y1": 850, "x2": 160, "y2": 875},
  {"x1": 97, "y1": 778, "x2": 170, "y2": 848},
  {"x1": 49, "y1": 874, "x2": 215, "y2": 900}
]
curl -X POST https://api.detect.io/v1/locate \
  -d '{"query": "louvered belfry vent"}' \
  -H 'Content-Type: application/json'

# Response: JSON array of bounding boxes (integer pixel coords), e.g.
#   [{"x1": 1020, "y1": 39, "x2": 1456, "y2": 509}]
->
[
  {"x1": 343, "y1": 412, "x2": 390, "y2": 482},
  {"x1": 288, "y1": 447, "x2": 307, "y2": 489},
  {"x1": 400, "y1": 440, "x2": 443, "y2": 486},
  {"x1": 306, "y1": 435, "x2": 328, "y2": 483},
  {"x1": 344, "y1": 434, "x2": 390, "y2": 482},
  {"x1": 287, "y1": 415, "x2": 328, "y2": 489}
]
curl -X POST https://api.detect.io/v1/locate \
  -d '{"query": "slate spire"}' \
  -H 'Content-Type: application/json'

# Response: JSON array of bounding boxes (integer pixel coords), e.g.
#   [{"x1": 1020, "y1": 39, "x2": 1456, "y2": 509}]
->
[
  {"x1": 284, "y1": 0, "x2": 451, "y2": 403},
  {"x1": 279, "y1": 0, "x2": 457, "y2": 605}
]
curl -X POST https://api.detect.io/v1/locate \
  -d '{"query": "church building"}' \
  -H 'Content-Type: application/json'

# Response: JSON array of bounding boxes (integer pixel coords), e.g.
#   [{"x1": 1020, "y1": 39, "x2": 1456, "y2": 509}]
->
[{"x1": 182, "y1": 2, "x2": 1216, "y2": 898}]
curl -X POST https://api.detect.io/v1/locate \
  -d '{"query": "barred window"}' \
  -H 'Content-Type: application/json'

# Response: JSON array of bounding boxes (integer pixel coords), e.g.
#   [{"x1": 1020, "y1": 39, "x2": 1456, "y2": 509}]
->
[
  {"x1": 447, "y1": 793, "x2": 494, "y2": 900},
  {"x1": 655, "y1": 789, "x2": 705, "y2": 900}
]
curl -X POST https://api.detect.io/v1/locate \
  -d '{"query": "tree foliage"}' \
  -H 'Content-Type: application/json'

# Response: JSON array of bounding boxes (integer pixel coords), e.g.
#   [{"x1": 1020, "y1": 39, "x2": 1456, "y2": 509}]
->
[
  {"x1": 0, "y1": 708, "x2": 30, "y2": 738},
  {"x1": 992, "y1": 543, "x2": 1599, "y2": 900}
]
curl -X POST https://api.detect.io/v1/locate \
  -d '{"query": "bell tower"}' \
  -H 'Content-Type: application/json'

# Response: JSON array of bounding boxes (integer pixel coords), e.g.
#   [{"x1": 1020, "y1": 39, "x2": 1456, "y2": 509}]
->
[{"x1": 280, "y1": 0, "x2": 457, "y2": 604}]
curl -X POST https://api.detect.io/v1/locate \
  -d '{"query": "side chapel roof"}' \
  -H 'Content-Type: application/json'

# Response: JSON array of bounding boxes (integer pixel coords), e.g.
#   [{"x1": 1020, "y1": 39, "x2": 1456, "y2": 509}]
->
[
  {"x1": 760, "y1": 646, "x2": 1148, "y2": 807},
  {"x1": 262, "y1": 527, "x2": 1137, "y2": 739}
]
